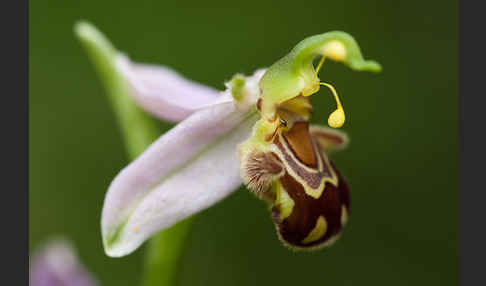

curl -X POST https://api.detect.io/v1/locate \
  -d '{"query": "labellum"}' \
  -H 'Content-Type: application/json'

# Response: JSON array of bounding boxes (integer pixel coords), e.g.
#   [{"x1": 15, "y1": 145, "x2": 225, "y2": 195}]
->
[{"x1": 240, "y1": 96, "x2": 350, "y2": 250}]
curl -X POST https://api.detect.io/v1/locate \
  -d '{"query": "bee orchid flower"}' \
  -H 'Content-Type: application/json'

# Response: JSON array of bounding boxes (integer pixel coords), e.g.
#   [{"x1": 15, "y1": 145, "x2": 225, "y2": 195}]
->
[{"x1": 76, "y1": 23, "x2": 381, "y2": 257}]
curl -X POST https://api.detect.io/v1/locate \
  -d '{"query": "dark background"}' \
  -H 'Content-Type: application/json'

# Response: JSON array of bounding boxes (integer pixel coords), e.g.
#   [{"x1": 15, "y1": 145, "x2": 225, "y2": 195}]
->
[{"x1": 29, "y1": 0, "x2": 457, "y2": 285}]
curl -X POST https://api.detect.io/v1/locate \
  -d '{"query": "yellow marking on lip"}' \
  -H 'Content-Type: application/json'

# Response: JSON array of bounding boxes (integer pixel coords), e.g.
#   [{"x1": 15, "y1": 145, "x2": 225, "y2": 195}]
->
[
  {"x1": 341, "y1": 205, "x2": 348, "y2": 226},
  {"x1": 271, "y1": 136, "x2": 339, "y2": 199},
  {"x1": 302, "y1": 216, "x2": 328, "y2": 244},
  {"x1": 275, "y1": 182, "x2": 295, "y2": 221}
]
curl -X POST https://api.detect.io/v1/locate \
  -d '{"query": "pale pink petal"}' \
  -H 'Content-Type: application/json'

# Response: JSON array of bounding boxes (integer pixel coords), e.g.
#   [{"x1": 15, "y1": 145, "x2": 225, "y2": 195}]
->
[
  {"x1": 101, "y1": 70, "x2": 264, "y2": 257},
  {"x1": 116, "y1": 54, "x2": 221, "y2": 122}
]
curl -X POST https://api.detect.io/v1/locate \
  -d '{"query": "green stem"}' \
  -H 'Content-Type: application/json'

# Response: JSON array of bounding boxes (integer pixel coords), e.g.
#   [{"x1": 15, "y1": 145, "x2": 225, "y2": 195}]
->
[
  {"x1": 142, "y1": 218, "x2": 194, "y2": 286},
  {"x1": 75, "y1": 21, "x2": 193, "y2": 286}
]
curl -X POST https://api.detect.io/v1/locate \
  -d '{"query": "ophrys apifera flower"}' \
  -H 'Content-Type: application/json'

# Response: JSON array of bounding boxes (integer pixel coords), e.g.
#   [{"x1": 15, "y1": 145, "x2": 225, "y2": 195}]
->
[{"x1": 76, "y1": 23, "x2": 381, "y2": 257}]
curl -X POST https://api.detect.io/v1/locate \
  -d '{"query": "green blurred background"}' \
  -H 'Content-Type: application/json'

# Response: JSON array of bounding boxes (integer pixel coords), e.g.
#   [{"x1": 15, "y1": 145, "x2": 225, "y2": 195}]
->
[{"x1": 29, "y1": 0, "x2": 457, "y2": 285}]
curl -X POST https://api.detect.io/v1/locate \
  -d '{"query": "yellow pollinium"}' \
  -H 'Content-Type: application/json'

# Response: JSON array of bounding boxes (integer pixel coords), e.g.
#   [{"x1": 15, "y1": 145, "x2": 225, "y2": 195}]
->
[
  {"x1": 300, "y1": 57, "x2": 347, "y2": 129},
  {"x1": 328, "y1": 108, "x2": 345, "y2": 128},
  {"x1": 321, "y1": 40, "x2": 347, "y2": 62}
]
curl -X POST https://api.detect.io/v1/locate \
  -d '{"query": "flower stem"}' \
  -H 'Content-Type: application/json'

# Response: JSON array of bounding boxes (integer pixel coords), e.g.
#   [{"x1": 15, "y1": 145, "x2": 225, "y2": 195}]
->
[
  {"x1": 75, "y1": 20, "x2": 193, "y2": 286},
  {"x1": 142, "y1": 218, "x2": 194, "y2": 286}
]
